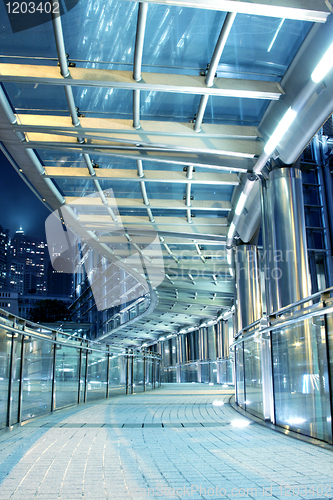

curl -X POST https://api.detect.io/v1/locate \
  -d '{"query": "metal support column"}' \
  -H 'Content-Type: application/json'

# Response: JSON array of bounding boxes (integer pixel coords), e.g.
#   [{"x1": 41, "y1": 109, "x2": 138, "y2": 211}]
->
[
  {"x1": 261, "y1": 166, "x2": 311, "y2": 312},
  {"x1": 222, "y1": 320, "x2": 229, "y2": 359},
  {"x1": 261, "y1": 165, "x2": 311, "y2": 423},
  {"x1": 235, "y1": 244, "x2": 261, "y2": 332}
]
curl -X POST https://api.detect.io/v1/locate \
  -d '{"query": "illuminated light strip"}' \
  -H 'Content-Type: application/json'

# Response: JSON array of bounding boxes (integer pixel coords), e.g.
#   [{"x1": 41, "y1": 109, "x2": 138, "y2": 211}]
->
[
  {"x1": 227, "y1": 222, "x2": 235, "y2": 240},
  {"x1": 264, "y1": 107, "x2": 297, "y2": 155},
  {"x1": 235, "y1": 192, "x2": 247, "y2": 216},
  {"x1": 311, "y1": 41, "x2": 333, "y2": 83}
]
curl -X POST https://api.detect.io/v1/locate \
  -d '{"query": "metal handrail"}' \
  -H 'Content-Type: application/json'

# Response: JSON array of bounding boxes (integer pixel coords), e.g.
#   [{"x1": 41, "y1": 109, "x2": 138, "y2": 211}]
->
[
  {"x1": 233, "y1": 286, "x2": 333, "y2": 342},
  {"x1": 231, "y1": 301, "x2": 333, "y2": 348},
  {"x1": 269, "y1": 285, "x2": 333, "y2": 317},
  {"x1": 0, "y1": 308, "x2": 161, "y2": 359}
]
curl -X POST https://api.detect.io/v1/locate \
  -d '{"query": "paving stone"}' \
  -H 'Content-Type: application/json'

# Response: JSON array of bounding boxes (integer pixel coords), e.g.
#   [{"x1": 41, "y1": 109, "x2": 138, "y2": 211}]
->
[{"x1": 0, "y1": 384, "x2": 333, "y2": 500}]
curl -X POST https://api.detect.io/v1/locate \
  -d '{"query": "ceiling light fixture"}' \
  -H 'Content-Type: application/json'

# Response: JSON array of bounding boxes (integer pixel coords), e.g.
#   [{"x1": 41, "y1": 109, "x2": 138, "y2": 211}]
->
[
  {"x1": 235, "y1": 192, "x2": 247, "y2": 216},
  {"x1": 227, "y1": 222, "x2": 235, "y2": 240},
  {"x1": 264, "y1": 106, "x2": 297, "y2": 155},
  {"x1": 311, "y1": 41, "x2": 333, "y2": 83}
]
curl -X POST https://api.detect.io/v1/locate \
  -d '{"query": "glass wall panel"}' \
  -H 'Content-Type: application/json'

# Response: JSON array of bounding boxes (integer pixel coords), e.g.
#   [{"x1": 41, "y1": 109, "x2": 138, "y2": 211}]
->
[
  {"x1": 210, "y1": 361, "x2": 218, "y2": 384},
  {"x1": 133, "y1": 357, "x2": 144, "y2": 393},
  {"x1": 54, "y1": 345, "x2": 80, "y2": 409},
  {"x1": 217, "y1": 359, "x2": 234, "y2": 385},
  {"x1": 145, "y1": 359, "x2": 152, "y2": 390},
  {"x1": 327, "y1": 311, "x2": 333, "y2": 438},
  {"x1": 87, "y1": 352, "x2": 107, "y2": 401},
  {"x1": 244, "y1": 337, "x2": 263, "y2": 418},
  {"x1": 272, "y1": 317, "x2": 331, "y2": 442},
  {"x1": 0, "y1": 329, "x2": 11, "y2": 429},
  {"x1": 10, "y1": 336, "x2": 22, "y2": 426},
  {"x1": 236, "y1": 343, "x2": 245, "y2": 408},
  {"x1": 200, "y1": 362, "x2": 209, "y2": 383},
  {"x1": 109, "y1": 355, "x2": 126, "y2": 396},
  {"x1": 21, "y1": 339, "x2": 53, "y2": 420}
]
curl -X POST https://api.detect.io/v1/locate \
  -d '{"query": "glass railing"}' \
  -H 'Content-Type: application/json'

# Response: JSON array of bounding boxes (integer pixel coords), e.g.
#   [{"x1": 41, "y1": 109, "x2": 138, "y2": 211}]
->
[
  {"x1": 232, "y1": 286, "x2": 333, "y2": 444},
  {"x1": 161, "y1": 359, "x2": 234, "y2": 386},
  {"x1": 0, "y1": 308, "x2": 161, "y2": 430}
]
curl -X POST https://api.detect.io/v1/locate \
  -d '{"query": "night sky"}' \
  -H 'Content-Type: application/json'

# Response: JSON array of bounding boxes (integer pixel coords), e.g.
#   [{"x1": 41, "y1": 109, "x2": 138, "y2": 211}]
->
[{"x1": 0, "y1": 151, "x2": 51, "y2": 240}]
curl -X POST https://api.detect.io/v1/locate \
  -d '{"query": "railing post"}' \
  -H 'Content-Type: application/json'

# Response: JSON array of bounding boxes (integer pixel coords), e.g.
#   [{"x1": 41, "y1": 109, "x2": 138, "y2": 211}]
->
[
  {"x1": 106, "y1": 347, "x2": 110, "y2": 399},
  {"x1": 322, "y1": 293, "x2": 333, "y2": 444},
  {"x1": 78, "y1": 346, "x2": 82, "y2": 404},
  {"x1": 143, "y1": 350, "x2": 146, "y2": 392},
  {"x1": 84, "y1": 343, "x2": 89, "y2": 403},
  {"x1": 51, "y1": 333, "x2": 57, "y2": 412},
  {"x1": 18, "y1": 334, "x2": 25, "y2": 424},
  {"x1": 153, "y1": 358, "x2": 156, "y2": 389},
  {"x1": 125, "y1": 349, "x2": 129, "y2": 395},
  {"x1": 7, "y1": 333, "x2": 15, "y2": 428},
  {"x1": 130, "y1": 349, "x2": 134, "y2": 394}
]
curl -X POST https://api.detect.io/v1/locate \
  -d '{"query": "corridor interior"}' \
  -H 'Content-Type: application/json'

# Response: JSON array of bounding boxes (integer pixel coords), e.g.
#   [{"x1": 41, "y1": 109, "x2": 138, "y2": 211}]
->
[{"x1": 1, "y1": 383, "x2": 333, "y2": 500}]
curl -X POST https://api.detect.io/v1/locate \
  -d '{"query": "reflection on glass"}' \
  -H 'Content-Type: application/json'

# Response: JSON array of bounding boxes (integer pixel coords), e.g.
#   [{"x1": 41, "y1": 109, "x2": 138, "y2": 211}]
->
[
  {"x1": 0, "y1": 330, "x2": 11, "y2": 429},
  {"x1": 87, "y1": 352, "x2": 107, "y2": 401},
  {"x1": 236, "y1": 343, "x2": 245, "y2": 408},
  {"x1": 133, "y1": 357, "x2": 144, "y2": 393},
  {"x1": 272, "y1": 317, "x2": 331, "y2": 441},
  {"x1": 10, "y1": 337, "x2": 22, "y2": 425},
  {"x1": 21, "y1": 339, "x2": 53, "y2": 420},
  {"x1": 55, "y1": 346, "x2": 80, "y2": 409},
  {"x1": 244, "y1": 336, "x2": 263, "y2": 418}
]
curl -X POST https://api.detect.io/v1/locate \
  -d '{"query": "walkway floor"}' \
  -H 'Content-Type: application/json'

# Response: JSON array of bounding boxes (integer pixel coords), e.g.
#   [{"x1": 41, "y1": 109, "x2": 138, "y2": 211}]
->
[{"x1": 0, "y1": 383, "x2": 333, "y2": 500}]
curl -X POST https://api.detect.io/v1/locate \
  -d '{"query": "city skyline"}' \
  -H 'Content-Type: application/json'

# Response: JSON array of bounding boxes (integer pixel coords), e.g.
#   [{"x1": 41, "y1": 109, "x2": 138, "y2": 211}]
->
[{"x1": 0, "y1": 150, "x2": 50, "y2": 240}]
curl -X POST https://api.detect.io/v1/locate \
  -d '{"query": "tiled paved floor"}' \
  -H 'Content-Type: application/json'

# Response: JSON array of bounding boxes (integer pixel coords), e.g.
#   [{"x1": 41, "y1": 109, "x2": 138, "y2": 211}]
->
[{"x1": 0, "y1": 383, "x2": 333, "y2": 500}]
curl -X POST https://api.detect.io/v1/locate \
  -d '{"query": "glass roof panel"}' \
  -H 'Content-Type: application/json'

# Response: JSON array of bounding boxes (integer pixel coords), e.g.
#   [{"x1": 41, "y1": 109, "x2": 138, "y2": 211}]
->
[
  {"x1": 145, "y1": 182, "x2": 185, "y2": 200},
  {"x1": 143, "y1": 6, "x2": 227, "y2": 71},
  {"x1": 61, "y1": 1, "x2": 137, "y2": 67},
  {"x1": 205, "y1": 96, "x2": 270, "y2": 126},
  {"x1": 222, "y1": 15, "x2": 312, "y2": 75},
  {"x1": 3, "y1": 82, "x2": 69, "y2": 113},
  {"x1": 72, "y1": 87, "x2": 133, "y2": 117},
  {"x1": 191, "y1": 185, "x2": 233, "y2": 200}
]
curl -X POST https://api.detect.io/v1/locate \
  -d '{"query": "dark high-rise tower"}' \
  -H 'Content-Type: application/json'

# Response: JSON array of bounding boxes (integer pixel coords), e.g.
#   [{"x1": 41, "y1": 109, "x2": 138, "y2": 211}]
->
[
  {"x1": 7, "y1": 228, "x2": 48, "y2": 294},
  {"x1": 0, "y1": 225, "x2": 9, "y2": 288}
]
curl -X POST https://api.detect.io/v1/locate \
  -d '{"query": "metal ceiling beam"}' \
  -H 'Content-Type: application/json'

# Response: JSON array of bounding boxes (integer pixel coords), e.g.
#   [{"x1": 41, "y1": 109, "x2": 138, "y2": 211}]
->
[
  {"x1": 79, "y1": 223, "x2": 228, "y2": 237},
  {"x1": 133, "y1": 2, "x2": 148, "y2": 129},
  {"x1": 24, "y1": 141, "x2": 254, "y2": 171},
  {"x1": 195, "y1": 12, "x2": 236, "y2": 132},
  {"x1": 47, "y1": 167, "x2": 239, "y2": 185},
  {"x1": 25, "y1": 134, "x2": 262, "y2": 158},
  {"x1": 163, "y1": 262, "x2": 229, "y2": 272},
  {"x1": 156, "y1": 295, "x2": 230, "y2": 307},
  {"x1": 66, "y1": 197, "x2": 231, "y2": 211},
  {"x1": 116, "y1": 0, "x2": 331, "y2": 22},
  {"x1": 16, "y1": 115, "x2": 260, "y2": 139},
  {"x1": 154, "y1": 307, "x2": 217, "y2": 318},
  {"x1": 77, "y1": 214, "x2": 228, "y2": 227},
  {"x1": 0, "y1": 64, "x2": 284, "y2": 99},
  {"x1": 97, "y1": 235, "x2": 227, "y2": 246}
]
